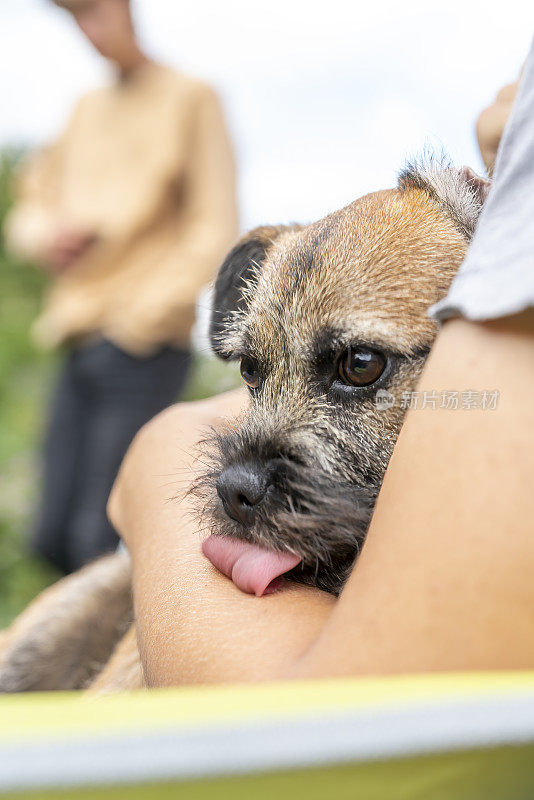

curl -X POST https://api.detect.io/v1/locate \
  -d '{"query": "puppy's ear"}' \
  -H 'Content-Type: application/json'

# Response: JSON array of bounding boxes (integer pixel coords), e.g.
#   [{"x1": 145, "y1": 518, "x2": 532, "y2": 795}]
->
[
  {"x1": 399, "y1": 160, "x2": 491, "y2": 240},
  {"x1": 457, "y1": 166, "x2": 491, "y2": 207},
  {"x1": 210, "y1": 224, "x2": 297, "y2": 359}
]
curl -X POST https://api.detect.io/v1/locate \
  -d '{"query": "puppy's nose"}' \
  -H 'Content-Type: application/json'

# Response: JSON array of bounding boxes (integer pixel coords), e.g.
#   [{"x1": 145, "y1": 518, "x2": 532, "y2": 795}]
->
[{"x1": 216, "y1": 463, "x2": 271, "y2": 527}]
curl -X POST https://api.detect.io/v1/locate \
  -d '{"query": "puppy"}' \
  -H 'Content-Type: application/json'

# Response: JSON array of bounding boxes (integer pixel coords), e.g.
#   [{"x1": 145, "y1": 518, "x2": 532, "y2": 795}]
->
[
  {"x1": 198, "y1": 161, "x2": 489, "y2": 594},
  {"x1": 0, "y1": 161, "x2": 489, "y2": 691}
]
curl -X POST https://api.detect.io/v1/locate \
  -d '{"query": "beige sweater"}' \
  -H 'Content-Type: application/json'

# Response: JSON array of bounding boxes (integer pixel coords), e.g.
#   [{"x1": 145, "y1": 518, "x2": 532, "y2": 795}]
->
[{"x1": 5, "y1": 64, "x2": 238, "y2": 355}]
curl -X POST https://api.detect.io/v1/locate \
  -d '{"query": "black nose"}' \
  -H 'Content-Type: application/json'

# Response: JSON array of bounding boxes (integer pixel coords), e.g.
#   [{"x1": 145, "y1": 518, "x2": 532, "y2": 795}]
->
[{"x1": 216, "y1": 463, "x2": 271, "y2": 527}]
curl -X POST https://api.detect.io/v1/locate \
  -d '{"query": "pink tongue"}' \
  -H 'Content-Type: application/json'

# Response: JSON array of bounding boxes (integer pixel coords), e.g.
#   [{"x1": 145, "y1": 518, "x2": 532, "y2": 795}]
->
[{"x1": 202, "y1": 535, "x2": 301, "y2": 596}]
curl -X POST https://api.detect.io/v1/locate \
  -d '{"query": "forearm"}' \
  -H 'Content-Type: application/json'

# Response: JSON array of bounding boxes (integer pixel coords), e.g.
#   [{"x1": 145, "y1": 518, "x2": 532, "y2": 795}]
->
[
  {"x1": 110, "y1": 393, "x2": 333, "y2": 685},
  {"x1": 291, "y1": 312, "x2": 534, "y2": 678},
  {"x1": 3, "y1": 204, "x2": 56, "y2": 263},
  {"x1": 131, "y1": 509, "x2": 333, "y2": 686},
  {"x1": 5, "y1": 140, "x2": 66, "y2": 264},
  {"x1": 115, "y1": 313, "x2": 534, "y2": 686}
]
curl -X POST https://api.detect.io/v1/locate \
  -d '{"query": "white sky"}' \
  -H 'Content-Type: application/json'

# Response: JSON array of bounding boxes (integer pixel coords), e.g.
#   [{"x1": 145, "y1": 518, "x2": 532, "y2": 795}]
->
[{"x1": 0, "y1": 0, "x2": 533, "y2": 231}]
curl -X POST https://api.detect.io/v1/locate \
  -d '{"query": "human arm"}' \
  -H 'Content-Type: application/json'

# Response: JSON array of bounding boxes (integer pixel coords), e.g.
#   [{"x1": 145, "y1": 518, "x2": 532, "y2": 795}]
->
[
  {"x1": 108, "y1": 389, "x2": 335, "y2": 685},
  {"x1": 3, "y1": 144, "x2": 64, "y2": 265},
  {"x1": 109, "y1": 311, "x2": 534, "y2": 685},
  {"x1": 477, "y1": 81, "x2": 518, "y2": 174},
  {"x1": 4, "y1": 118, "x2": 95, "y2": 271}
]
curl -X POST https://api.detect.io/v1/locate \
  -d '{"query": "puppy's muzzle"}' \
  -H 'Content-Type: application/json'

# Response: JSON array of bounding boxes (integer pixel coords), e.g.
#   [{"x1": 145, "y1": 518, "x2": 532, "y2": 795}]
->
[{"x1": 216, "y1": 462, "x2": 272, "y2": 527}]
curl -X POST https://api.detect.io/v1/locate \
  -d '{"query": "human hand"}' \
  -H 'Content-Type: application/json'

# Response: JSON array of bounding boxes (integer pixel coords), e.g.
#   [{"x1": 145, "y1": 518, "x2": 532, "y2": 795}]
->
[
  {"x1": 476, "y1": 81, "x2": 519, "y2": 173},
  {"x1": 42, "y1": 226, "x2": 97, "y2": 273}
]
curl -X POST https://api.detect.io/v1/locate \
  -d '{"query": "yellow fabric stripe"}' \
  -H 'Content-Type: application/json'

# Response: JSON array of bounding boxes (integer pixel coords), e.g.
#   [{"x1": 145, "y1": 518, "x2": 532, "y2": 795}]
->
[{"x1": 1, "y1": 672, "x2": 533, "y2": 742}]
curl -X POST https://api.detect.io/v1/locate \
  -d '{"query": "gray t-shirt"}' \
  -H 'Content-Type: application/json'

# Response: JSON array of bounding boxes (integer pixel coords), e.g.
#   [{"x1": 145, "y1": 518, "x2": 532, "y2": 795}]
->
[{"x1": 430, "y1": 37, "x2": 534, "y2": 322}]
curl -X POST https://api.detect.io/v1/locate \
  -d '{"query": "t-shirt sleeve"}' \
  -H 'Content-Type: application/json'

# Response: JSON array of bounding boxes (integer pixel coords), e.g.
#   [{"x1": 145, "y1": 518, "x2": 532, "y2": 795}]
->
[{"x1": 430, "y1": 36, "x2": 534, "y2": 322}]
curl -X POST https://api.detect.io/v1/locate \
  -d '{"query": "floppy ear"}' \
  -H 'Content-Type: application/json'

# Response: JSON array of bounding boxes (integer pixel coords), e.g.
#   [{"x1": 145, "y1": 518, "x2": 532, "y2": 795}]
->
[
  {"x1": 210, "y1": 224, "x2": 296, "y2": 359},
  {"x1": 398, "y1": 160, "x2": 491, "y2": 240}
]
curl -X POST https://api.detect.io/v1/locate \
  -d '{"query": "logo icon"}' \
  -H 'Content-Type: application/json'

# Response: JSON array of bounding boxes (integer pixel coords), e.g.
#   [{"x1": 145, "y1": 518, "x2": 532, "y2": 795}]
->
[{"x1": 375, "y1": 389, "x2": 395, "y2": 411}]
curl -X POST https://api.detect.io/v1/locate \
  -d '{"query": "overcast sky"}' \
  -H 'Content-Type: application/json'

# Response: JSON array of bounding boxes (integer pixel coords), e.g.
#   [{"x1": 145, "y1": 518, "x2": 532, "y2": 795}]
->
[{"x1": 1, "y1": 0, "x2": 533, "y2": 231}]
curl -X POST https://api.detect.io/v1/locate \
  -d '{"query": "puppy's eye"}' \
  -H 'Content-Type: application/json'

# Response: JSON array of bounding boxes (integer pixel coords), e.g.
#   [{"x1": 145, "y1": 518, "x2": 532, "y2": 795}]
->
[
  {"x1": 240, "y1": 356, "x2": 261, "y2": 390},
  {"x1": 338, "y1": 345, "x2": 386, "y2": 387}
]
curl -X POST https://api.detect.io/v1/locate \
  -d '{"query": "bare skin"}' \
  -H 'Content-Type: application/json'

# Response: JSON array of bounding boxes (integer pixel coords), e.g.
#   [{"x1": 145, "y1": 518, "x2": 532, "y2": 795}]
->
[
  {"x1": 42, "y1": 227, "x2": 97, "y2": 273},
  {"x1": 60, "y1": 0, "x2": 148, "y2": 76},
  {"x1": 477, "y1": 81, "x2": 519, "y2": 174},
  {"x1": 108, "y1": 311, "x2": 534, "y2": 686}
]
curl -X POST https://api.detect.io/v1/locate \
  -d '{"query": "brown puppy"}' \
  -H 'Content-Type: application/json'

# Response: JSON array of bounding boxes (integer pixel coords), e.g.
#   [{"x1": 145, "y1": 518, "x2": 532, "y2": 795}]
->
[
  {"x1": 199, "y1": 163, "x2": 488, "y2": 595},
  {"x1": 0, "y1": 161, "x2": 489, "y2": 691}
]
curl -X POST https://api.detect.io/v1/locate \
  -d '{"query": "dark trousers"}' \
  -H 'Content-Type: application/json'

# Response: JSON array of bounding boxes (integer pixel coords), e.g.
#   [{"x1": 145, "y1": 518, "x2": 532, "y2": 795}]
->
[{"x1": 33, "y1": 340, "x2": 191, "y2": 574}]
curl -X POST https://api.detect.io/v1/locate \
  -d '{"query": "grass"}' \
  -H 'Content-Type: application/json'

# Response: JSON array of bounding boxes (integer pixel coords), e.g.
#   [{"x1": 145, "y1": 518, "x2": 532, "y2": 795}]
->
[{"x1": 0, "y1": 151, "x2": 239, "y2": 628}]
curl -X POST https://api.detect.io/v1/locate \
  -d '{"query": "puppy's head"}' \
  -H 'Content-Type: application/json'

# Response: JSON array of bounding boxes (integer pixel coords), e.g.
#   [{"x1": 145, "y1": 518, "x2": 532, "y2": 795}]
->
[{"x1": 198, "y1": 163, "x2": 489, "y2": 594}]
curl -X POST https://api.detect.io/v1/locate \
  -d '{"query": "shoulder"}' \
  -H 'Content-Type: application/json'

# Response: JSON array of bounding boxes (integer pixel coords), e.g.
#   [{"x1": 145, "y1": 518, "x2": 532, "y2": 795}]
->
[
  {"x1": 66, "y1": 85, "x2": 110, "y2": 122},
  {"x1": 155, "y1": 64, "x2": 221, "y2": 106}
]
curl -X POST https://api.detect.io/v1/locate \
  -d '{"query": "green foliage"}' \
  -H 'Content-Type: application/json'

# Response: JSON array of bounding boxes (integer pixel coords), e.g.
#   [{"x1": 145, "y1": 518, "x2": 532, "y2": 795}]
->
[
  {"x1": 0, "y1": 151, "x2": 240, "y2": 628},
  {"x1": 0, "y1": 151, "x2": 60, "y2": 627}
]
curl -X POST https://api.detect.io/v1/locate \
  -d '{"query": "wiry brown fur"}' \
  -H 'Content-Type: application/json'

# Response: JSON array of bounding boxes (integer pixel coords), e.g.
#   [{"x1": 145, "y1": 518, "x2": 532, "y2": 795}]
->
[
  {"x1": 199, "y1": 172, "x2": 486, "y2": 593},
  {"x1": 0, "y1": 554, "x2": 133, "y2": 691},
  {"x1": 0, "y1": 162, "x2": 488, "y2": 690}
]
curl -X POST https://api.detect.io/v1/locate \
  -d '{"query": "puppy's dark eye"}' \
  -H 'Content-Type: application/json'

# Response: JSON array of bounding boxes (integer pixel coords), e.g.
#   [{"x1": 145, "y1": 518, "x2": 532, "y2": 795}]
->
[
  {"x1": 338, "y1": 345, "x2": 386, "y2": 387},
  {"x1": 240, "y1": 356, "x2": 261, "y2": 390}
]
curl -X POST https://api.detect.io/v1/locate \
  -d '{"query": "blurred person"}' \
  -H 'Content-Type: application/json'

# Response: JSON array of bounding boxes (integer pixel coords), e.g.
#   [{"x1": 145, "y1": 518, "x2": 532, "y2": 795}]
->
[{"x1": 3, "y1": 0, "x2": 238, "y2": 573}]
